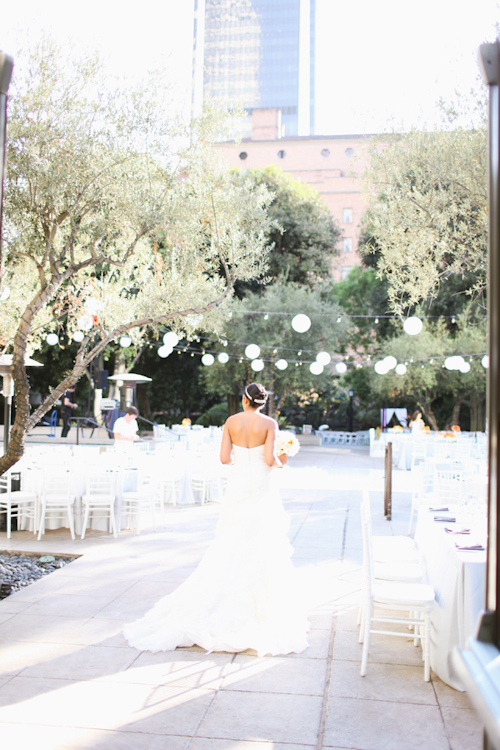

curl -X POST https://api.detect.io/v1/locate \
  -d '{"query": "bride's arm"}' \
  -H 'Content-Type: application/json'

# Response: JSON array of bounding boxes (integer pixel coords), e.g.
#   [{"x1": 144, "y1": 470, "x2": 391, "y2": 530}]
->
[
  {"x1": 220, "y1": 422, "x2": 233, "y2": 465},
  {"x1": 264, "y1": 422, "x2": 287, "y2": 467}
]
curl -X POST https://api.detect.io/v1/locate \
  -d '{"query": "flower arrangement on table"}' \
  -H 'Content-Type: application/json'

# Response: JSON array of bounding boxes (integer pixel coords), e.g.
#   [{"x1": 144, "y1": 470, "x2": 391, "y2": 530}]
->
[
  {"x1": 276, "y1": 430, "x2": 300, "y2": 458},
  {"x1": 451, "y1": 424, "x2": 461, "y2": 433},
  {"x1": 439, "y1": 431, "x2": 457, "y2": 441},
  {"x1": 390, "y1": 425, "x2": 404, "y2": 432},
  {"x1": 181, "y1": 418, "x2": 192, "y2": 427}
]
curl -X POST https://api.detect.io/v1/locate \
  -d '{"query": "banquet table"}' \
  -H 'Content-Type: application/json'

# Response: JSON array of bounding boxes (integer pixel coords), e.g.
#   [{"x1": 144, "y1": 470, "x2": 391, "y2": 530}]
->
[
  {"x1": 415, "y1": 505, "x2": 486, "y2": 690},
  {"x1": 14, "y1": 441, "x2": 228, "y2": 536}
]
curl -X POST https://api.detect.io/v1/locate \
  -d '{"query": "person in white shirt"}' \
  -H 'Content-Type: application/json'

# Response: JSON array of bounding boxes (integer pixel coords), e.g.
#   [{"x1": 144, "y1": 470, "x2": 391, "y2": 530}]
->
[{"x1": 113, "y1": 406, "x2": 139, "y2": 446}]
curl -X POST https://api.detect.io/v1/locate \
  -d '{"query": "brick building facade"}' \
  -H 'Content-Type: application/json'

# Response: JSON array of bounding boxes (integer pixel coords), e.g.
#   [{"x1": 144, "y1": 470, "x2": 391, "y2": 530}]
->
[{"x1": 216, "y1": 108, "x2": 378, "y2": 281}]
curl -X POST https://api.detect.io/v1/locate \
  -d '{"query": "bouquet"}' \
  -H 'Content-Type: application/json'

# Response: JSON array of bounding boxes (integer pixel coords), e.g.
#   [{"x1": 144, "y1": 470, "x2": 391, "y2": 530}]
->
[
  {"x1": 276, "y1": 430, "x2": 301, "y2": 457},
  {"x1": 181, "y1": 418, "x2": 192, "y2": 427}
]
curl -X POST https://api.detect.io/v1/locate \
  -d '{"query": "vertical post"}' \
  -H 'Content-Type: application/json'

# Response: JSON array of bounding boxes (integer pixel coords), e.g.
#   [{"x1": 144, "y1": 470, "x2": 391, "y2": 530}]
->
[
  {"x1": 348, "y1": 389, "x2": 354, "y2": 433},
  {"x1": 384, "y1": 441, "x2": 392, "y2": 520},
  {"x1": 479, "y1": 43, "x2": 500, "y2": 654},
  {"x1": 0, "y1": 53, "x2": 14, "y2": 287}
]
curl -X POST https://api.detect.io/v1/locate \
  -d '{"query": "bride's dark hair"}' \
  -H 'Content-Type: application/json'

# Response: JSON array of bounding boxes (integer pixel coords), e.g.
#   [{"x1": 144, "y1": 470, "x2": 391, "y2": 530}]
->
[{"x1": 244, "y1": 382, "x2": 268, "y2": 408}]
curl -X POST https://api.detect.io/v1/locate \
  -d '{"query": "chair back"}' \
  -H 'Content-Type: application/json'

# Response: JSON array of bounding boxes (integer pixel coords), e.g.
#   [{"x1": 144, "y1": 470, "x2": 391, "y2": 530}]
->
[
  {"x1": 86, "y1": 465, "x2": 115, "y2": 495},
  {"x1": 42, "y1": 465, "x2": 74, "y2": 498}
]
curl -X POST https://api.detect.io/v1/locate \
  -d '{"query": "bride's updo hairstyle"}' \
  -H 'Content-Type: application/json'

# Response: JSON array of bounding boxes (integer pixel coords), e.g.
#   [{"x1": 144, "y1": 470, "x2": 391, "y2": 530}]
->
[{"x1": 244, "y1": 382, "x2": 268, "y2": 409}]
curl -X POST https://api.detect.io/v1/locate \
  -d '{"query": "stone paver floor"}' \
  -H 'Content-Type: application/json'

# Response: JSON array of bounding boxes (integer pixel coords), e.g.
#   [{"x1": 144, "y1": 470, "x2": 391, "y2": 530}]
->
[{"x1": 0, "y1": 445, "x2": 482, "y2": 750}]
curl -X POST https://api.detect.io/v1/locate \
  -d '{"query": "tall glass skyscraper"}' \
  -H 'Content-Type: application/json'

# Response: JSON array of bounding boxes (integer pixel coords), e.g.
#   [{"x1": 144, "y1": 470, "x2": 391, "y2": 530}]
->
[{"x1": 192, "y1": 0, "x2": 315, "y2": 136}]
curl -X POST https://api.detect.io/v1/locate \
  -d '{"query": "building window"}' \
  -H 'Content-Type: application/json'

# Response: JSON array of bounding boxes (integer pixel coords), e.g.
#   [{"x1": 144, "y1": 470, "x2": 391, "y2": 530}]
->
[
  {"x1": 341, "y1": 266, "x2": 353, "y2": 280},
  {"x1": 345, "y1": 148, "x2": 354, "y2": 157},
  {"x1": 343, "y1": 208, "x2": 353, "y2": 223},
  {"x1": 342, "y1": 237, "x2": 353, "y2": 253},
  {"x1": 277, "y1": 150, "x2": 286, "y2": 159},
  {"x1": 239, "y1": 151, "x2": 248, "y2": 160},
  {"x1": 321, "y1": 148, "x2": 330, "y2": 157}
]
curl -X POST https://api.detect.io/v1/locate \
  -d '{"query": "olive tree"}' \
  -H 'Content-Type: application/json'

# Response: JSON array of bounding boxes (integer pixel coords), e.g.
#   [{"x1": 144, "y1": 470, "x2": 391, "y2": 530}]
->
[{"x1": 0, "y1": 39, "x2": 273, "y2": 473}]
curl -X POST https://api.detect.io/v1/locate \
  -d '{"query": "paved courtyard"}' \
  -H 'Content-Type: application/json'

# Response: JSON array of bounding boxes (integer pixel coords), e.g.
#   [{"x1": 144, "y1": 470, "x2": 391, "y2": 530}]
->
[{"x1": 0, "y1": 445, "x2": 482, "y2": 750}]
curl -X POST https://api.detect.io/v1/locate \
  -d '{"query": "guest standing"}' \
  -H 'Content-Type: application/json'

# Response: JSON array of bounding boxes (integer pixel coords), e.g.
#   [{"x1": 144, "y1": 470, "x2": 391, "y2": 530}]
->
[{"x1": 61, "y1": 385, "x2": 77, "y2": 438}]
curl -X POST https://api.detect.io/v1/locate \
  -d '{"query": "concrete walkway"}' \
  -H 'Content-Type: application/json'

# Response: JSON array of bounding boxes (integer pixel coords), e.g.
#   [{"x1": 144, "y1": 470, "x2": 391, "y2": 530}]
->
[{"x1": 0, "y1": 446, "x2": 482, "y2": 750}]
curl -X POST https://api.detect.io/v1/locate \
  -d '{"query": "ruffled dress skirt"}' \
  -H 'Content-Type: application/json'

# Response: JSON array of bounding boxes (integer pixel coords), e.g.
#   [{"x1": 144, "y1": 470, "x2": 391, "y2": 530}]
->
[{"x1": 123, "y1": 445, "x2": 310, "y2": 656}]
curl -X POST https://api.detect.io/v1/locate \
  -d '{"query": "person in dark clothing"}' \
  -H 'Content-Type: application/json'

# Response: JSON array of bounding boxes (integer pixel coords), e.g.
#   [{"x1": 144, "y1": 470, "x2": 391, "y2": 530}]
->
[{"x1": 61, "y1": 385, "x2": 77, "y2": 437}]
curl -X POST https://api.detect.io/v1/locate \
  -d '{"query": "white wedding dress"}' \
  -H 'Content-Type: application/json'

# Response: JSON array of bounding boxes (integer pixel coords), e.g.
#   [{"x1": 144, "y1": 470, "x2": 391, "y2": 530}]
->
[{"x1": 123, "y1": 444, "x2": 310, "y2": 656}]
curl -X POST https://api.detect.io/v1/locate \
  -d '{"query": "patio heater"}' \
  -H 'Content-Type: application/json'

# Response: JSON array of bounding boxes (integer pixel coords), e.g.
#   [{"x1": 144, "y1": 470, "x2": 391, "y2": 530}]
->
[
  {"x1": 0, "y1": 355, "x2": 43, "y2": 454},
  {"x1": 453, "y1": 38, "x2": 500, "y2": 750},
  {"x1": 107, "y1": 373, "x2": 152, "y2": 411}
]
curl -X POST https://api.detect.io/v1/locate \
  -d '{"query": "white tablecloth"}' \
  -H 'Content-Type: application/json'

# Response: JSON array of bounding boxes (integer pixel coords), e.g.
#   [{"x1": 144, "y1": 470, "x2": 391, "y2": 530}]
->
[{"x1": 415, "y1": 506, "x2": 486, "y2": 690}]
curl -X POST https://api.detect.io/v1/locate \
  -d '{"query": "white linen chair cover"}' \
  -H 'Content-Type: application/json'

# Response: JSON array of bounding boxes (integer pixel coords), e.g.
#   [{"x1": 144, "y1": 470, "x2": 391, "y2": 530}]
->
[
  {"x1": 81, "y1": 465, "x2": 117, "y2": 539},
  {"x1": 38, "y1": 465, "x2": 77, "y2": 540},
  {"x1": 359, "y1": 501, "x2": 435, "y2": 681},
  {"x1": 0, "y1": 469, "x2": 38, "y2": 539}
]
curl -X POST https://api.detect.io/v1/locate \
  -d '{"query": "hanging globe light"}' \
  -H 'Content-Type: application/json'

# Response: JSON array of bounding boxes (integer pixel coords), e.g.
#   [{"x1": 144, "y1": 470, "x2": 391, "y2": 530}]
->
[
  {"x1": 395, "y1": 363, "x2": 407, "y2": 375},
  {"x1": 316, "y1": 351, "x2": 331, "y2": 366},
  {"x1": 482, "y1": 355, "x2": 490, "y2": 368},
  {"x1": 0, "y1": 287, "x2": 10, "y2": 301},
  {"x1": 383, "y1": 355, "x2": 397, "y2": 370},
  {"x1": 72, "y1": 331, "x2": 85, "y2": 343},
  {"x1": 245, "y1": 344, "x2": 261, "y2": 359},
  {"x1": 275, "y1": 359, "x2": 288, "y2": 370},
  {"x1": 158, "y1": 345, "x2": 173, "y2": 358},
  {"x1": 403, "y1": 316, "x2": 423, "y2": 335},
  {"x1": 46, "y1": 333, "x2": 59, "y2": 346},
  {"x1": 335, "y1": 362, "x2": 347, "y2": 374},
  {"x1": 217, "y1": 352, "x2": 229, "y2": 364},
  {"x1": 201, "y1": 353, "x2": 215, "y2": 366},
  {"x1": 77, "y1": 315, "x2": 93, "y2": 331},
  {"x1": 310, "y1": 361, "x2": 323, "y2": 375},
  {"x1": 163, "y1": 331, "x2": 179, "y2": 347},
  {"x1": 251, "y1": 359, "x2": 264, "y2": 372},
  {"x1": 459, "y1": 362, "x2": 471, "y2": 374},
  {"x1": 120, "y1": 336, "x2": 132, "y2": 348},
  {"x1": 445, "y1": 355, "x2": 465, "y2": 371},
  {"x1": 374, "y1": 360, "x2": 389, "y2": 374},
  {"x1": 291, "y1": 314, "x2": 311, "y2": 333}
]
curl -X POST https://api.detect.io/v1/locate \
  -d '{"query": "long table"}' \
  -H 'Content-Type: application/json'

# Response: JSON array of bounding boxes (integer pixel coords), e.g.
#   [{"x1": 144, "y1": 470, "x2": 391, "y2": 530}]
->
[{"x1": 415, "y1": 505, "x2": 486, "y2": 690}]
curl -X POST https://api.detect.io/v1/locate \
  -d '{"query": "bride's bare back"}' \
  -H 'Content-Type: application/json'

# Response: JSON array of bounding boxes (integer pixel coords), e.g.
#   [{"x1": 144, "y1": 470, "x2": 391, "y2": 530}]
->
[{"x1": 220, "y1": 408, "x2": 281, "y2": 467}]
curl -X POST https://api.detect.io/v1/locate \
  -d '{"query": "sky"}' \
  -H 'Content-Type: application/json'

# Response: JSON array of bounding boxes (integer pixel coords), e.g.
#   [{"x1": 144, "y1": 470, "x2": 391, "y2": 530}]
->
[{"x1": 1, "y1": 0, "x2": 499, "y2": 135}]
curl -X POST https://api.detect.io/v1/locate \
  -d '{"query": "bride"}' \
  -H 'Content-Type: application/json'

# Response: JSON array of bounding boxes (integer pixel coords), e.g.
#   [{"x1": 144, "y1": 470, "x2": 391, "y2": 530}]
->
[{"x1": 123, "y1": 382, "x2": 310, "y2": 656}]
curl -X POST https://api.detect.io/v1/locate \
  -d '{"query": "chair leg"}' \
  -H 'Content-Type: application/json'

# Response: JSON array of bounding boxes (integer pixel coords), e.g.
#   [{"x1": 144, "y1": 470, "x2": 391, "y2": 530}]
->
[
  {"x1": 110, "y1": 506, "x2": 117, "y2": 538},
  {"x1": 424, "y1": 611, "x2": 431, "y2": 681},
  {"x1": 81, "y1": 504, "x2": 89, "y2": 540},
  {"x1": 7, "y1": 504, "x2": 11, "y2": 540},
  {"x1": 360, "y1": 599, "x2": 372, "y2": 676},
  {"x1": 68, "y1": 502, "x2": 75, "y2": 541},
  {"x1": 37, "y1": 502, "x2": 45, "y2": 541}
]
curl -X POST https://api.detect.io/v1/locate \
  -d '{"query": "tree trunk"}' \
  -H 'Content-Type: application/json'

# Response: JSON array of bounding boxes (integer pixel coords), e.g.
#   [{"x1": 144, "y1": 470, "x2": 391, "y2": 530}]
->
[
  {"x1": 227, "y1": 393, "x2": 239, "y2": 417},
  {"x1": 450, "y1": 396, "x2": 464, "y2": 428},
  {"x1": 420, "y1": 403, "x2": 439, "y2": 432}
]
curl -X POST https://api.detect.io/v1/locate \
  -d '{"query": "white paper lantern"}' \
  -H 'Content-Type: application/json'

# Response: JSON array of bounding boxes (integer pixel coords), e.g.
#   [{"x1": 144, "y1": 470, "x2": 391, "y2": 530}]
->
[
  {"x1": 335, "y1": 362, "x2": 347, "y2": 374},
  {"x1": 245, "y1": 344, "x2": 261, "y2": 359},
  {"x1": 403, "y1": 316, "x2": 423, "y2": 336},
  {"x1": 251, "y1": 358, "x2": 264, "y2": 372},
  {"x1": 275, "y1": 359, "x2": 288, "y2": 370},
  {"x1": 309, "y1": 361, "x2": 324, "y2": 375},
  {"x1": 46, "y1": 333, "x2": 59, "y2": 346},
  {"x1": 316, "y1": 351, "x2": 331, "y2": 366},
  {"x1": 395, "y1": 363, "x2": 407, "y2": 375},
  {"x1": 120, "y1": 336, "x2": 132, "y2": 348},
  {"x1": 482, "y1": 355, "x2": 490, "y2": 368},
  {"x1": 158, "y1": 345, "x2": 173, "y2": 358},
  {"x1": 291, "y1": 314, "x2": 311, "y2": 333},
  {"x1": 201, "y1": 353, "x2": 215, "y2": 366},
  {"x1": 459, "y1": 362, "x2": 471, "y2": 374},
  {"x1": 72, "y1": 331, "x2": 85, "y2": 343},
  {"x1": 77, "y1": 315, "x2": 93, "y2": 331},
  {"x1": 383, "y1": 355, "x2": 397, "y2": 370},
  {"x1": 84, "y1": 298, "x2": 100, "y2": 315},
  {"x1": 445, "y1": 355, "x2": 465, "y2": 371},
  {"x1": 218, "y1": 352, "x2": 229, "y2": 364},
  {"x1": 374, "y1": 360, "x2": 389, "y2": 374},
  {"x1": 163, "y1": 331, "x2": 179, "y2": 347},
  {"x1": 0, "y1": 287, "x2": 10, "y2": 301}
]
